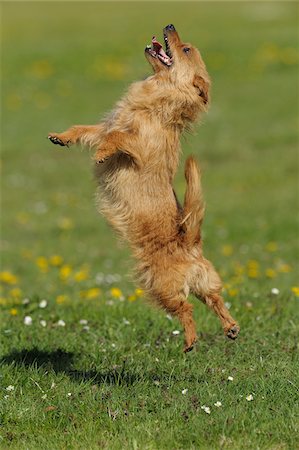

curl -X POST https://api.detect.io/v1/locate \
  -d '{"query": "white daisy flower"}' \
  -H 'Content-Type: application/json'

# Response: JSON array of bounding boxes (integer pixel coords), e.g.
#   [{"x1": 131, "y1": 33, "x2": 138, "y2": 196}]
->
[
  {"x1": 39, "y1": 299, "x2": 47, "y2": 308},
  {"x1": 79, "y1": 319, "x2": 88, "y2": 325},
  {"x1": 271, "y1": 288, "x2": 280, "y2": 295},
  {"x1": 214, "y1": 401, "x2": 222, "y2": 407},
  {"x1": 246, "y1": 394, "x2": 254, "y2": 401},
  {"x1": 181, "y1": 388, "x2": 188, "y2": 395},
  {"x1": 6, "y1": 385, "x2": 14, "y2": 391},
  {"x1": 201, "y1": 405, "x2": 211, "y2": 414},
  {"x1": 57, "y1": 319, "x2": 65, "y2": 327},
  {"x1": 24, "y1": 316, "x2": 32, "y2": 326},
  {"x1": 40, "y1": 320, "x2": 47, "y2": 327},
  {"x1": 172, "y1": 330, "x2": 180, "y2": 335},
  {"x1": 227, "y1": 376, "x2": 234, "y2": 381}
]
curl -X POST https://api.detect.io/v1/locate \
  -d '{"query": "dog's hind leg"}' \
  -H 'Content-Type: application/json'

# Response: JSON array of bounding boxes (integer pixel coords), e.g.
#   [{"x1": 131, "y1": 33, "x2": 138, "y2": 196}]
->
[
  {"x1": 153, "y1": 290, "x2": 197, "y2": 353},
  {"x1": 203, "y1": 292, "x2": 240, "y2": 339},
  {"x1": 189, "y1": 259, "x2": 240, "y2": 340},
  {"x1": 48, "y1": 125, "x2": 103, "y2": 148},
  {"x1": 177, "y1": 300, "x2": 198, "y2": 352}
]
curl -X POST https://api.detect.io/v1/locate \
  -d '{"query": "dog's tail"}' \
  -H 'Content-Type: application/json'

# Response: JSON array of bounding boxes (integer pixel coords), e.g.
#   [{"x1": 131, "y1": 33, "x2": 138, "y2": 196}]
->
[{"x1": 182, "y1": 156, "x2": 205, "y2": 245}]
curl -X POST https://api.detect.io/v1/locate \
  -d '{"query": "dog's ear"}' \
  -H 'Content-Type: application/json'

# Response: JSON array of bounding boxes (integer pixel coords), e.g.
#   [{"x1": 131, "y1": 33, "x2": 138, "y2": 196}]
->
[{"x1": 193, "y1": 75, "x2": 209, "y2": 104}]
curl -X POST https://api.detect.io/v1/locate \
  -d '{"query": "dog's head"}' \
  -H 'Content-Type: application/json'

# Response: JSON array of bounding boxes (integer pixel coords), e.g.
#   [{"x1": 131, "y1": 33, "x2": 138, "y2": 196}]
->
[{"x1": 145, "y1": 24, "x2": 210, "y2": 108}]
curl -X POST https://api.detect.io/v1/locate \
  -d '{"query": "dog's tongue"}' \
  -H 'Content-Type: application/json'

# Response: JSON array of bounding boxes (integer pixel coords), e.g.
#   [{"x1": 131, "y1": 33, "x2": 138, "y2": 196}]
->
[{"x1": 152, "y1": 36, "x2": 168, "y2": 59}]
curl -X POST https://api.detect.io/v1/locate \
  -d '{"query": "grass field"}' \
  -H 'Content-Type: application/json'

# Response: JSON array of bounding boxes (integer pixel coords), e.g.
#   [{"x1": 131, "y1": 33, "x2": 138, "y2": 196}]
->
[{"x1": 1, "y1": 2, "x2": 299, "y2": 449}]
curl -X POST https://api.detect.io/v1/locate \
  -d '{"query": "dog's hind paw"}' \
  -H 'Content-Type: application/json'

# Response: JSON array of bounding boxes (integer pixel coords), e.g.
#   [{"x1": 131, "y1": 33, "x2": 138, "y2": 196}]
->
[
  {"x1": 183, "y1": 335, "x2": 197, "y2": 353},
  {"x1": 226, "y1": 325, "x2": 240, "y2": 340},
  {"x1": 184, "y1": 344, "x2": 195, "y2": 353}
]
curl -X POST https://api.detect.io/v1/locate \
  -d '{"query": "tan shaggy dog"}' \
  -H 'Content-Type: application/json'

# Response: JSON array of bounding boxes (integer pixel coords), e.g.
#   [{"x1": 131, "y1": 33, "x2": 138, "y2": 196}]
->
[{"x1": 49, "y1": 24, "x2": 239, "y2": 352}]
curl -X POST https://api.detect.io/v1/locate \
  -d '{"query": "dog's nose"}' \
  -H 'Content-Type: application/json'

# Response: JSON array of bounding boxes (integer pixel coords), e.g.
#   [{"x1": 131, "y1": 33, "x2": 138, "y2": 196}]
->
[{"x1": 165, "y1": 24, "x2": 176, "y2": 32}]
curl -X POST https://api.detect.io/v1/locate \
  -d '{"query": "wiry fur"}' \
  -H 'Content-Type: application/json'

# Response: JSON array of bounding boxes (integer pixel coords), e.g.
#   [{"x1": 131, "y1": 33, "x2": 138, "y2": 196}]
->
[{"x1": 49, "y1": 26, "x2": 239, "y2": 351}]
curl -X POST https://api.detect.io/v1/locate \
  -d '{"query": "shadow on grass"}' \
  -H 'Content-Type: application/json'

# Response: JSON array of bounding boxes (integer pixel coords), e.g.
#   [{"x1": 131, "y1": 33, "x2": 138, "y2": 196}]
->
[{"x1": 0, "y1": 348, "x2": 140, "y2": 386}]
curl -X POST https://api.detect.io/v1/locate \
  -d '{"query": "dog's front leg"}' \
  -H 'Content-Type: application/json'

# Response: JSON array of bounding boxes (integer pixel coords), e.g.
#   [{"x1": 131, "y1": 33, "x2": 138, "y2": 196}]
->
[
  {"x1": 48, "y1": 125, "x2": 103, "y2": 148},
  {"x1": 94, "y1": 131, "x2": 141, "y2": 167}
]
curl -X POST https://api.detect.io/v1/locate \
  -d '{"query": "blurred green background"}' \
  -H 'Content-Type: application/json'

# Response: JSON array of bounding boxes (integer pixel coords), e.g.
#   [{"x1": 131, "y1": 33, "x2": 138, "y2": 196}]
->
[
  {"x1": 2, "y1": 1, "x2": 298, "y2": 276},
  {"x1": 1, "y1": 2, "x2": 299, "y2": 449}
]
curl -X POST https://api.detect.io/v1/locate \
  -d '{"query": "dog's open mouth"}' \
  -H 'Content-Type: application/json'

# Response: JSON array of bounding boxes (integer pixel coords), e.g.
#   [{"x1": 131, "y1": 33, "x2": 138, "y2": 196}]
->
[{"x1": 146, "y1": 34, "x2": 172, "y2": 67}]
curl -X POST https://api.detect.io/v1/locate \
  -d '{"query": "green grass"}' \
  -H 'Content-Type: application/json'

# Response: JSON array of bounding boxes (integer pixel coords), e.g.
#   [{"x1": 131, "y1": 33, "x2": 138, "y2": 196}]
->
[{"x1": 1, "y1": 2, "x2": 299, "y2": 449}]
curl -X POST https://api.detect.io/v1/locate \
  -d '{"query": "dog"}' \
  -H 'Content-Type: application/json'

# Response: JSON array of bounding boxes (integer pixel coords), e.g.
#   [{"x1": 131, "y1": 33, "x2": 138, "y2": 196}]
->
[{"x1": 48, "y1": 24, "x2": 239, "y2": 352}]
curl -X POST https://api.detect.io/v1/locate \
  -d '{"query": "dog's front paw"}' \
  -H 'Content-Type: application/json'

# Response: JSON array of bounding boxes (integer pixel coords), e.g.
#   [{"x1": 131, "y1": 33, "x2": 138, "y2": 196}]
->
[
  {"x1": 48, "y1": 133, "x2": 71, "y2": 147},
  {"x1": 226, "y1": 324, "x2": 240, "y2": 340},
  {"x1": 94, "y1": 148, "x2": 112, "y2": 164},
  {"x1": 95, "y1": 156, "x2": 109, "y2": 164}
]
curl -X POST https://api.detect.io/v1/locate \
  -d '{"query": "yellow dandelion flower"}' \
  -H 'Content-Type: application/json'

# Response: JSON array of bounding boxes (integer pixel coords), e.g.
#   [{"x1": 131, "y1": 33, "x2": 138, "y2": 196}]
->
[
  {"x1": 9, "y1": 288, "x2": 22, "y2": 298},
  {"x1": 57, "y1": 217, "x2": 74, "y2": 231},
  {"x1": 265, "y1": 268, "x2": 277, "y2": 278},
  {"x1": 291, "y1": 287, "x2": 299, "y2": 297},
  {"x1": 85, "y1": 288, "x2": 101, "y2": 299},
  {"x1": 0, "y1": 297, "x2": 8, "y2": 306},
  {"x1": 277, "y1": 263, "x2": 292, "y2": 273},
  {"x1": 28, "y1": 59, "x2": 54, "y2": 79},
  {"x1": 0, "y1": 271, "x2": 18, "y2": 285},
  {"x1": 221, "y1": 245, "x2": 233, "y2": 256},
  {"x1": 59, "y1": 265, "x2": 72, "y2": 281},
  {"x1": 103, "y1": 60, "x2": 127, "y2": 80},
  {"x1": 228, "y1": 288, "x2": 239, "y2": 297},
  {"x1": 128, "y1": 294, "x2": 137, "y2": 302},
  {"x1": 74, "y1": 268, "x2": 89, "y2": 282},
  {"x1": 135, "y1": 288, "x2": 144, "y2": 297},
  {"x1": 10, "y1": 308, "x2": 18, "y2": 316},
  {"x1": 16, "y1": 212, "x2": 30, "y2": 225},
  {"x1": 247, "y1": 260, "x2": 260, "y2": 278},
  {"x1": 265, "y1": 242, "x2": 278, "y2": 252},
  {"x1": 247, "y1": 260, "x2": 260, "y2": 269},
  {"x1": 234, "y1": 263, "x2": 245, "y2": 276},
  {"x1": 56, "y1": 294, "x2": 69, "y2": 304},
  {"x1": 110, "y1": 287, "x2": 123, "y2": 299},
  {"x1": 36, "y1": 257, "x2": 49, "y2": 273},
  {"x1": 49, "y1": 255, "x2": 64, "y2": 267},
  {"x1": 6, "y1": 92, "x2": 22, "y2": 111},
  {"x1": 248, "y1": 270, "x2": 259, "y2": 279}
]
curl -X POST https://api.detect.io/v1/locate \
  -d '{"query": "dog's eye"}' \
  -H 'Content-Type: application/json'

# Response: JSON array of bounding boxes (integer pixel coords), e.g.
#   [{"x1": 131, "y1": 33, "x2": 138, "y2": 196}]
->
[{"x1": 183, "y1": 47, "x2": 191, "y2": 53}]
